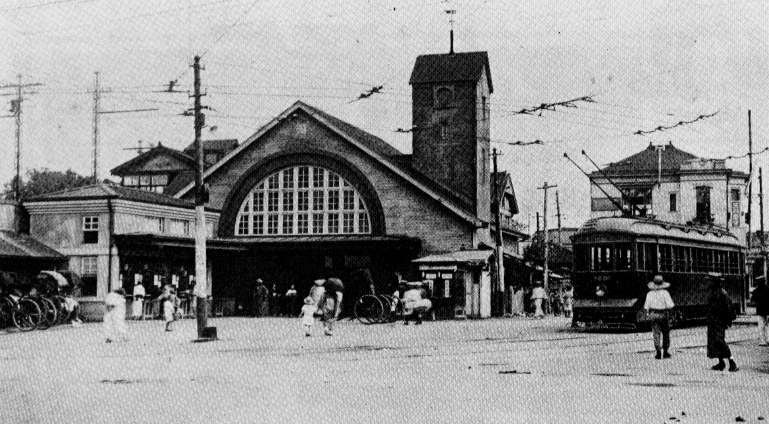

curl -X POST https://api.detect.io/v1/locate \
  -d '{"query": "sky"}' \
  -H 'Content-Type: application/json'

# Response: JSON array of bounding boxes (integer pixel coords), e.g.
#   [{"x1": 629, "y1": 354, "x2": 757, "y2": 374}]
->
[{"x1": 2, "y1": 0, "x2": 769, "y2": 232}]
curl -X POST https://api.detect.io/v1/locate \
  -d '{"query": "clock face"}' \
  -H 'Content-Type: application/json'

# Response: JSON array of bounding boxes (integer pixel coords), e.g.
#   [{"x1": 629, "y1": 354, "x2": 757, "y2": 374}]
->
[{"x1": 435, "y1": 86, "x2": 453, "y2": 108}]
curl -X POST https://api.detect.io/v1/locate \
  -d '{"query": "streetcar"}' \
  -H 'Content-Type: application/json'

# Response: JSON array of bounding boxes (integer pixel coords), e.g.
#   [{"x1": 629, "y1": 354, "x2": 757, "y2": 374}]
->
[{"x1": 570, "y1": 217, "x2": 746, "y2": 329}]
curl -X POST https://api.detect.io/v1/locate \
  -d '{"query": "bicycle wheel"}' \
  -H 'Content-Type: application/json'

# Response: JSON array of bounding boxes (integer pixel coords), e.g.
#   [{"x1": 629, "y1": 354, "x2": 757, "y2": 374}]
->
[
  {"x1": 51, "y1": 295, "x2": 69, "y2": 324},
  {"x1": 13, "y1": 298, "x2": 41, "y2": 332},
  {"x1": 38, "y1": 297, "x2": 58, "y2": 329},
  {"x1": 380, "y1": 295, "x2": 404, "y2": 323},
  {"x1": 0, "y1": 297, "x2": 13, "y2": 329},
  {"x1": 354, "y1": 295, "x2": 383, "y2": 325}
]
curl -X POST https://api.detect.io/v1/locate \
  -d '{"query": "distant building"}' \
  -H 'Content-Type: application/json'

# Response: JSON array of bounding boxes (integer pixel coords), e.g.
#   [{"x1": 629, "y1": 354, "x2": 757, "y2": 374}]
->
[
  {"x1": 589, "y1": 142, "x2": 749, "y2": 243},
  {"x1": 24, "y1": 184, "x2": 220, "y2": 319},
  {"x1": 110, "y1": 139, "x2": 238, "y2": 195}
]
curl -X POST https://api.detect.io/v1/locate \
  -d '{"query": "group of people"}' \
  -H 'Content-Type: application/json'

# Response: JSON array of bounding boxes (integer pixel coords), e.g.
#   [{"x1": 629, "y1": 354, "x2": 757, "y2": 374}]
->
[
  {"x1": 509, "y1": 282, "x2": 574, "y2": 319},
  {"x1": 299, "y1": 277, "x2": 344, "y2": 336},
  {"x1": 251, "y1": 279, "x2": 300, "y2": 317},
  {"x1": 641, "y1": 273, "x2": 769, "y2": 372},
  {"x1": 103, "y1": 284, "x2": 182, "y2": 343}
]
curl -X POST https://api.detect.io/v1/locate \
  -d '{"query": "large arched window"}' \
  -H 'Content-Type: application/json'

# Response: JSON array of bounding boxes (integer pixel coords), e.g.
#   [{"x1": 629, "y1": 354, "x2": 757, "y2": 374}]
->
[{"x1": 234, "y1": 165, "x2": 371, "y2": 236}]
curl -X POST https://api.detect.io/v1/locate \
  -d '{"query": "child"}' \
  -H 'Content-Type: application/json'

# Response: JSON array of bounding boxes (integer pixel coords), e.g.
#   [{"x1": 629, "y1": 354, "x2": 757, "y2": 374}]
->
[
  {"x1": 160, "y1": 285, "x2": 178, "y2": 332},
  {"x1": 300, "y1": 296, "x2": 317, "y2": 337}
]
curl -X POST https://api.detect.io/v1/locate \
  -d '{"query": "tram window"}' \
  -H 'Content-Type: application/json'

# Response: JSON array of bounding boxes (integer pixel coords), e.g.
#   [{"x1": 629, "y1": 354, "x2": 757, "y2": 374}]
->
[
  {"x1": 615, "y1": 244, "x2": 632, "y2": 270},
  {"x1": 660, "y1": 245, "x2": 672, "y2": 272},
  {"x1": 575, "y1": 246, "x2": 589, "y2": 271},
  {"x1": 683, "y1": 247, "x2": 692, "y2": 272},
  {"x1": 643, "y1": 243, "x2": 657, "y2": 271},
  {"x1": 637, "y1": 243, "x2": 645, "y2": 270}
]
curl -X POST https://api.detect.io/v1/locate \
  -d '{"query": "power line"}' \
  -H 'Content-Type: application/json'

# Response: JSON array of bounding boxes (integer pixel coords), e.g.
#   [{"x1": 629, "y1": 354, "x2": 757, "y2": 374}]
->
[{"x1": 633, "y1": 111, "x2": 719, "y2": 136}]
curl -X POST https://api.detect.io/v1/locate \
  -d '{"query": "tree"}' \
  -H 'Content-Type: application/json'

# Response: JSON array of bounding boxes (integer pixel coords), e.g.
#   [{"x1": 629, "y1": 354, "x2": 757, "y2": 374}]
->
[
  {"x1": 523, "y1": 235, "x2": 573, "y2": 273},
  {"x1": 3, "y1": 168, "x2": 94, "y2": 200}
]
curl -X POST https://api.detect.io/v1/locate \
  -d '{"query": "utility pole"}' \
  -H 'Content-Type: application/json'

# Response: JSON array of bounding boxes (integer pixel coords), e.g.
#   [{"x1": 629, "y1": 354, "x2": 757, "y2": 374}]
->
[
  {"x1": 537, "y1": 182, "x2": 557, "y2": 294},
  {"x1": 92, "y1": 73, "x2": 157, "y2": 182},
  {"x1": 93, "y1": 72, "x2": 100, "y2": 182},
  {"x1": 536, "y1": 212, "x2": 540, "y2": 233},
  {"x1": 191, "y1": 55, "x2": 213, "y2": 341},
  {"x1": 747, "y1": 110, "x2": 754, "y2": 298},
  {"x1": 748, "y1": 110, "x2": 753, "y2": 250},
  {"x1": 555, "y1": 190, "x2": 562, "y2": 245},
  {"x1": 760, "y1": 167, "x2": 766, "y2": 284},
  {"x1": 1, "y1": 75, "x2": 42, "y2": 201},
  {"x1": 491, "y1": 149, "x2": 505, "y2": 315}
]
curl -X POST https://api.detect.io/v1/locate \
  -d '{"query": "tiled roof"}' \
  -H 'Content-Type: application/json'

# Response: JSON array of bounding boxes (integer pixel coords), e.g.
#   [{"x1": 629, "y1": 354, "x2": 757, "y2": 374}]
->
[
  {"x1": 110, "y1": 145, "x2": 194, "y2": 175},
  {"x1": 300, "y1": 104, "x2": 402, "y2": 157},
  {"x1": 595, "y1": 142, "x2": 698, "y2": 176},
  {"x1": 409, "y1": 51, "x2": 493, "y2": 93},
  {"x1": 25, "y1": 183, "x2": 215, "y2": 210},
  {"x1": 163, "y1": 171, "x2": 195, "y2": 196},
  {"x1": 183, "y1": 139, "x2": 239, "y2": 154},
  {"x1": 0, "y1": 230, "x2": 63, "y2": 259}
]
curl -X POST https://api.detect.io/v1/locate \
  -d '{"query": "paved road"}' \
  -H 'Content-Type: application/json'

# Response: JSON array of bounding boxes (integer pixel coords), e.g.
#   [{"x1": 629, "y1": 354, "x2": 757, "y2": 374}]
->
[{"x1": 1, "y1": 317, "x2": 767, "y2": 424}]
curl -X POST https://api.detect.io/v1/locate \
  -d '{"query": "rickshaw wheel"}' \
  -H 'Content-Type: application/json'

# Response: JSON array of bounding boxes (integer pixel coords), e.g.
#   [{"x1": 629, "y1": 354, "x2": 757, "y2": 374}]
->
[
  {"x1": 13, "y1": 298, "x2": 40, "y2": 332},
  {"x1": 354, "y1": 295, "x2": 383, "y2": 325}
]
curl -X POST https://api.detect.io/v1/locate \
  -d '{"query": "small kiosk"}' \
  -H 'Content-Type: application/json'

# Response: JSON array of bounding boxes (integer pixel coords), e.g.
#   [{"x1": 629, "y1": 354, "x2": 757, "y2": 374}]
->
[{"x1": 412, "y1": 249, "x2": 494, "y2": 319}]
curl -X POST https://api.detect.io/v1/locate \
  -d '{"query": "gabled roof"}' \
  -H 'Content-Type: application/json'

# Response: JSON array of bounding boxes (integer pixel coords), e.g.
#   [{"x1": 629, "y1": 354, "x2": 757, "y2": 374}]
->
[
  {"x1": 163, "y1": 170, "x2": 195, "y2": 197},
  {"x1": 409, "y1": 51, "x2": 493, "y2": 93},
  {"x1": 110, "y1": 144, "x2": 195, "y2": 175},
  {"x1": 492, "y1": 171, "x2": 518, "y2": 214},
  {"x1": 173, "y1": 101, "x2": 484, "y2": 226},
  {"x1": 182, "y1": 139, "x2": 239, "y2": 155},
  {"x1": 593, "y1": 142, "x2": 698, "y2": 177},
  {"x1": 0, "y1": 230, "x2": 64, "y2": 259},
  {"x1": 24, "y1": 183, "x2": 214, "y2": 210}
]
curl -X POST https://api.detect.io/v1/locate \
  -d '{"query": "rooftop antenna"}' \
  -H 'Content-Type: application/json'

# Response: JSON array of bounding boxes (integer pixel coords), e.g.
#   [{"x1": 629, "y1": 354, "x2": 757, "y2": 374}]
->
[{"x1": 445, "y1": 9, "x2": 456, "y2": 54}]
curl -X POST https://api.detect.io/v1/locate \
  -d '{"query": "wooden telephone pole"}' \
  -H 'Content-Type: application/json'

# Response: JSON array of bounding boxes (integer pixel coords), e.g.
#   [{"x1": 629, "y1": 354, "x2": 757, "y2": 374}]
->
[
  {"x1": 492, "y1": 149, "x2": 504, "y2": 293},
  {"x1": 191, "y1": 56, "x2": 214, "y2": 341},
  {"x1": 555, "y1": 190, "x2": 563, "y2": 245},
  {"x1": 1, "y1": 75, "x2": 42, "y2": 200},
  {"x1": 537, "y1": 182, "x2": 557, "y2": 293}
]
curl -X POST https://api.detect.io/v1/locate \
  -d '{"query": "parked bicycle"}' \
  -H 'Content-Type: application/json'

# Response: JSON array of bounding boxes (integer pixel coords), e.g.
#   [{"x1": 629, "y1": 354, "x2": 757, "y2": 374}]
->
[{"x1": 354, "y1": 294, "x2": 404, "y2": 324}]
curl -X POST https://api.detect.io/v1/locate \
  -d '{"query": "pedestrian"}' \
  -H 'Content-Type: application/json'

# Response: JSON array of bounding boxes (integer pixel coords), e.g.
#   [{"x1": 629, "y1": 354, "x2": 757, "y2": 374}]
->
[
  {"x1": 643, "y1": 274, "x2": 674, "y2": 359},
  {"x1": 706, "y1": 274, "x2": 738, "y2": 372},
  {"x1": 103, "y1": 288, "x2": 128, "y2": 343},
  {"x1": 318, "y1": 277, "x2": 344, "y2": 336},
  {"x1": 131, "y1": 280, "x2": 145, "y2": 320},
  {"x1": 159, "y1": 285, "x2": 178, "y2": 332},
  {"x1": 511, "y1": 285, "x2": 525, "y2": 317},
  {"x1": 531, "y1": 281, "x2": 547, "y2": 318},
  {"x1": 562, "y1": 283, "x2": 574, "y2": 319},
  {"x1": 299, "y1": 296, "x2": 317, "y2": 337},
  {"x1": 254, "y1": 279, "x2": 269, "y2": 317},
  {"x1": 751, "y1": 278, "x2": 769, "y2": 346},
  {"x1": 402, "y1": 281, "x2": 432, "y2": 325},
  {"x1": 284, "y1": 284, "x2": 298, "y2": 317},
  {"x1": 270, "y1": 283, "x2": 281, "y2": 316}
]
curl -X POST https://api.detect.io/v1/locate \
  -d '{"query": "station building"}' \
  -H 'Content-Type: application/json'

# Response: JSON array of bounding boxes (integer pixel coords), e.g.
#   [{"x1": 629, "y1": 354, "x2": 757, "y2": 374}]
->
[{"x1": 18, "y1": 50, "x2": 527, "y2": 319}]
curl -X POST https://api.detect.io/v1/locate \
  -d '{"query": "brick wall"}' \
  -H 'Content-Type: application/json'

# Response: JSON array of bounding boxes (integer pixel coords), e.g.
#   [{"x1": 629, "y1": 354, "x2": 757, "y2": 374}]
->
[{"x1": 184, "y1": 109, "x2": 476, "y2": 255}]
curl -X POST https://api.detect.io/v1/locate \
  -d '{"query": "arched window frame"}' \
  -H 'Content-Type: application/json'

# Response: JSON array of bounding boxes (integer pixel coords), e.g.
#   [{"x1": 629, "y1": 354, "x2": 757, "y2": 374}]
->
[{"x1": 235, "y1": 165, "x2": 371, "y2": 236}]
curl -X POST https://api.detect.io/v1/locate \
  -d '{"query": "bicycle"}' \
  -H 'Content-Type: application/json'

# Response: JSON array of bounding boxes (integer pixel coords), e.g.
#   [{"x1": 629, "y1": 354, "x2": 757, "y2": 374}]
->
[{"x1": 354, "y1": 294, "x2": 404, "y2": 324}]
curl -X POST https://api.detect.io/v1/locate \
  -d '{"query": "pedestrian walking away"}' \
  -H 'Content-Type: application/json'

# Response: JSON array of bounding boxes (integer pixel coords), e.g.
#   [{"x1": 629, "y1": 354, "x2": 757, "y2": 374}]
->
[
  {"x1": 751, "y1": 278, "x2": 769, "y2": 346},
  {"x1": 299, "y1": 296, "x2": 317, "y2": 337},
  {"x1": 643, "y1": 274, "x2": 675, "y2": 359},
  {"x1": 531, "y1": 281, "x2": 547, "y2": 318},
  {"x1": 103, "y1": 288, "x2": 128, "y2": 343},
  {"x1": 253, "y1": 278, "x2": 269, "y2": 317},
  {"x1": 706, "y1": 274, "x2": 738, "y2": 372},
  {"x1": 317, "y1": 277, "x2": 344, "y2": 336}
]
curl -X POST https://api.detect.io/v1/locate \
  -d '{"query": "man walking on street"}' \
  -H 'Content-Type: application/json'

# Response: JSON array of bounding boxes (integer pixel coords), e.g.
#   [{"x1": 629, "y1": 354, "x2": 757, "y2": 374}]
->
[
  {"x1": 751, "y1": 278, "x2": 769, "y2": 346},
  {"x1": 643, "y1": 274, "x2": 675, "y2": 359}
]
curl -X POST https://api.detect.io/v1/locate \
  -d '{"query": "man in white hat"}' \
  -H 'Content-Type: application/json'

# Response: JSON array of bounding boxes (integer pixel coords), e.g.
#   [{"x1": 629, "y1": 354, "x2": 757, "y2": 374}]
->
[{"x1": 643, "y1": 274, "x2": 675, "y2": 359}]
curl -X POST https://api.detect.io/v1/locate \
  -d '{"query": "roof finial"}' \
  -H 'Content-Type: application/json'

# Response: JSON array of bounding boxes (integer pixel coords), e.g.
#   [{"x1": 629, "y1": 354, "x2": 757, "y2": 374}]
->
[{"x1": 445, "y1": 9, "x2": 456, "y2": 54}]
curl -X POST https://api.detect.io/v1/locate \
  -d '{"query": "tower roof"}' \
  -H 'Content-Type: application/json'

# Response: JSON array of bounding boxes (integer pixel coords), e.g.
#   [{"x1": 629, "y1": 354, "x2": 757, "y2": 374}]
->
[{"x1": 409, "y1": 51, "x2": 492, "y2": 93}]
